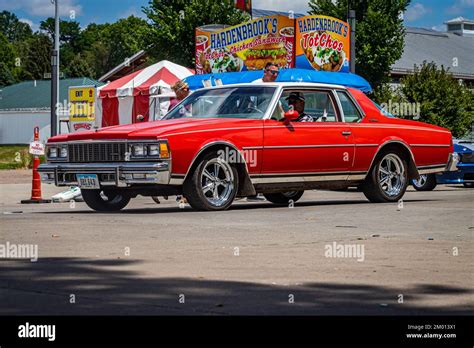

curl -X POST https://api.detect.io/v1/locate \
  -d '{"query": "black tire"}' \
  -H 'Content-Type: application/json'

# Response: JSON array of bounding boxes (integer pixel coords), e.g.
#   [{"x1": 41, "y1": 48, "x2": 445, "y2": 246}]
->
[
  {"x1": 81, "y1": 189, "x2": 131, "y2": 211},
  {"x1": 412, "y1": 174, "x2": 437, "y2": 191},
  {"x1": 263, "y1": 191, "x2": 304, "y2": 205},
  {"x1": 362, "y1": 150, "x2": 408, "y2": 203},
  {"x1": 463, "y1": 182, "x2": 474, "y2": 188},
  {"x1": 183, "y1": 151, "x2": 239, "y2": 211}
]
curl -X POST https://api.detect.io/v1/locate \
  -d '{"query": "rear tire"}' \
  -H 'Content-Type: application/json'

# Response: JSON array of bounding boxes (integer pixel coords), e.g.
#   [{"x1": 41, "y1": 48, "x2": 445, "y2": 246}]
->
[
  {"x1": 362, "y1": 151, "x2": 408, "y2": 203},
  {"x1": 183, "y1": 151, "x2": 239, "y2": 211},
  {"x1": 463, "y1": 182, "x2": 474, "y2": 188},
  {"x1": 81, "y1": 189, "x2": 131, "y2": 211},
  {"x1": 412, "y1": 174, "x2": 437, "y2": 191},
  {"x1": 263, "y1": 191, "x2": 304, "y2": 205}
]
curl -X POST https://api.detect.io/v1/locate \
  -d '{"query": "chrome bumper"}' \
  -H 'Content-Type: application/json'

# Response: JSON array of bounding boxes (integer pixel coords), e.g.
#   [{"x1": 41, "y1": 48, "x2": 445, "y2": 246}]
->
[
  {"x1": 37, "y1": 161, "x2": 171, "y2": 187},
  {"x1": 445, "y1": 152, "x2": 460, "y2": 172}
]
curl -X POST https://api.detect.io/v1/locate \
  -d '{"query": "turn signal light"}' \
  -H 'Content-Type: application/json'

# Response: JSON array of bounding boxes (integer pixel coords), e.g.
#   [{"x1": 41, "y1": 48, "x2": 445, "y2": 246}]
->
[{"x1": 159, "y1": 143, "x2": 170, "y2": 158}]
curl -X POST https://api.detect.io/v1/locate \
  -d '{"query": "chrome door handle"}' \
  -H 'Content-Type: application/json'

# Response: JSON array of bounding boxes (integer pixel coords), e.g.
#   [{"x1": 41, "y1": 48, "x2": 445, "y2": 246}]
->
[{"x1": 341, "y1": 131, "x2": 351, "y2": 136}]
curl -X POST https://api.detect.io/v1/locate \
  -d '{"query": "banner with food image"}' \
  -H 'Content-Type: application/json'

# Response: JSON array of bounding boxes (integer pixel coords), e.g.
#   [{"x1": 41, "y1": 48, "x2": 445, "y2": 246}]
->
[
  {"x1": 295, "y1": 15, "x2": 350, "y2": 73},
  {"x1": 195, "y1": 15, "x2": 294, "y2": 74}
]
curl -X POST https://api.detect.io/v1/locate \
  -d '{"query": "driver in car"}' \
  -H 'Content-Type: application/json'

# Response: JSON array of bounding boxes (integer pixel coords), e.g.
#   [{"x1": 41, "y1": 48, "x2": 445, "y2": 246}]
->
[{"x1": 286, "y1": 92, "x2": 315, "y2": 122}]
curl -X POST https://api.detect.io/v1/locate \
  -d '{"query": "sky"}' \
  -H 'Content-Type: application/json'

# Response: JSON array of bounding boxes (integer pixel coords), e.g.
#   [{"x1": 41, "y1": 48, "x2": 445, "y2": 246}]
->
[{"x1": 1, "y1": 0, "x2": 473, "y2": 32}]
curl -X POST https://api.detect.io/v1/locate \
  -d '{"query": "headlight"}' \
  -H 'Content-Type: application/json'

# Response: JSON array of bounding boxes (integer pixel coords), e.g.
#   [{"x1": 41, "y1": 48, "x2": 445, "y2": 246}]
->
[
  {"x1": 148, "y1": 144, "x2": 159, "y2": 156},
  {"x1": 130, "y1": 142, "x2": 169, "y2": 159},
  {"x1": 48, "y1": 147, "x2": 58, "y2": 158},
  {"x1": 132, "y1": 144, "x2": 145, "y2": 157},
  {"x1": 59, "y1": 145, "x2": 68, "y2": 158}
]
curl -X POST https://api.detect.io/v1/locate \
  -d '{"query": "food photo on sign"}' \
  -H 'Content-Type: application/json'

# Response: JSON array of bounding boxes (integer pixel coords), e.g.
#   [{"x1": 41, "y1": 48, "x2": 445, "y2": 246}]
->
[
  {"x1": 295, "y1": 15, "x2": 350, "y2": 72},
  {"x1": 195, "y1": 14, "x2": 294, "y2": 74}
]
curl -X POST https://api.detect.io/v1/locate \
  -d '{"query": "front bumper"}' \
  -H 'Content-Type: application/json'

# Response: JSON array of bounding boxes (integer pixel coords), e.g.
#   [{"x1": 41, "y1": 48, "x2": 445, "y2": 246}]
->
[
  {"x1": 445, "y1": 152, "x2": 460, "y2": 172},
  {"x1": 38, "y1": 161, "x2": 171, "y2": 187}
]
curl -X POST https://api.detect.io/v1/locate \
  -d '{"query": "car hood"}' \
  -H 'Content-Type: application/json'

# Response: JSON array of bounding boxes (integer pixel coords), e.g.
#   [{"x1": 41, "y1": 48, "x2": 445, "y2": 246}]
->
[
  {"x1": 454, "y1": 142, "x2": 474, "y2": 153},
  {"x1": 47, "y1": 118, "x2": 262, "y2": 143}
]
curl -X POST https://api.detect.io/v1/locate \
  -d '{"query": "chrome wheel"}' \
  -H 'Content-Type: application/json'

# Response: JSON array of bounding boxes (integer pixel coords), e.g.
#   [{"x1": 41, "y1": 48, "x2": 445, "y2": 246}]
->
[
  {"x1": 413, "y1": 174, "x2": 427, "y2": 188},
  {"x1": 201, "y1": 158, "x2": 234, "y2": 207},
  {"x1": 378, "y1": 154, "x2": 406, "y2": 197}
]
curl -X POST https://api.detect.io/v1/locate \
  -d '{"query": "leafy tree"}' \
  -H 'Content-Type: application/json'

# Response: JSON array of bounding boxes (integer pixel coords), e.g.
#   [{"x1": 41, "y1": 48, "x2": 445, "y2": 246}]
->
[
  {"x1": 0, "y1": 11, "x2": 33, "y2": 42},
  {"x1": 309, "y1": 0, "x2": 410, "y2": 93},
  {"x1": 0, "y1": 32, "x2": 17, "y2": 86},
  {"x1": 144, "y1": 0, "x2": 250, "y2": 66},
  {"x1": 40, "y1": 18, "x2": 81, "y2": 47},
  {"x1": 64, "y1": 53, "x2": 94, "y2": 78},
  {"x1": 18, "y1": 34, "x2": 52, "y2": 80},
  {"x1": 399, "y1": 62, "x2": 473, "y2": 138}
]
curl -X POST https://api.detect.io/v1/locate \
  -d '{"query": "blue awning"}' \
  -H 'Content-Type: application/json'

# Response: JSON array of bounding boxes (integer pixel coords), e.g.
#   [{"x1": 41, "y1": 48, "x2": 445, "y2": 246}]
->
[{"x1": 184, "y1": 68, "x2": 372, "y2": 93}]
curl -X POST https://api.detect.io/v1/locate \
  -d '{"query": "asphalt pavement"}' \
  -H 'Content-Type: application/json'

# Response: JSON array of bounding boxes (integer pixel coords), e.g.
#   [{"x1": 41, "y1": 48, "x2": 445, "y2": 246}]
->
[{"x1": 1, "y1": 170, "x2": 473, "y2": 315}]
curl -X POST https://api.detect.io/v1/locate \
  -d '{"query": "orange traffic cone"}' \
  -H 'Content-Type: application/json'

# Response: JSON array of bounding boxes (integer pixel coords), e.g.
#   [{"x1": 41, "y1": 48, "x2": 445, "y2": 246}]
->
[{"x1": 21, "y1": 127, "x2": 51, "y2": 204}]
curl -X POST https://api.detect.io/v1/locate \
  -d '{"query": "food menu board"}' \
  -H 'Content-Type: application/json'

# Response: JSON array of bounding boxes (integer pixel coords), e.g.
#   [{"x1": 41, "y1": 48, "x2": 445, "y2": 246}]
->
[
  {"x1": 295, "y1": 15, "x2": 350, "y2": 72},
  {"x1": 195, "y1": 15, "x2": 294, "y2": 74}
]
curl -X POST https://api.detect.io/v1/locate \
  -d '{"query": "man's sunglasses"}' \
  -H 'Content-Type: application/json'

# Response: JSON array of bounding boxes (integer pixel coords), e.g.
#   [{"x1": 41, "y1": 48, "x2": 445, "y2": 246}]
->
[{"x1": 266, "y1": 69, "x2": 279, "y2": 75}]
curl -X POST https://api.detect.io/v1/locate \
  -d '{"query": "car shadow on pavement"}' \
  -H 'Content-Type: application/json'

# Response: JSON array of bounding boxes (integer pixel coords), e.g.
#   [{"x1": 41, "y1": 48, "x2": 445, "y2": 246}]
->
[
  {"x1": 1, "y1": 258, "x2": 472, "y2": 315},
  {"x1": 37, "y1": 198, "x2": 440, "y2": 215}
]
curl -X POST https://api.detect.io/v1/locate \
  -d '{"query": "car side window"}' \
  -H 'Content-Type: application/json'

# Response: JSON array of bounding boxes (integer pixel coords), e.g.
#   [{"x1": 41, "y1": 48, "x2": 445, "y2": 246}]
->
[
  {"x1": 337, "y1": 91, "x2": 362, "y2": 123},
  {"x1": 279, "y1": 89, "x2": 338, "y2": 122}
]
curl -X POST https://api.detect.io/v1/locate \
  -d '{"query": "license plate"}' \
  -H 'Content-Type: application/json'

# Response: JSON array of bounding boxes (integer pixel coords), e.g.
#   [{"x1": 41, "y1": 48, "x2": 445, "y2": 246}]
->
[{"x1": 76, "y1": 174, "x2": 100, "y2": 189}]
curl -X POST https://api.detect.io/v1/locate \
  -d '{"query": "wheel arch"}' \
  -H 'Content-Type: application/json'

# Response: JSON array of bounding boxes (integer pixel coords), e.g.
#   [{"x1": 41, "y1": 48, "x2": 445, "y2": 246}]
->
[
  {"x1": 184, "y1": 141, "x2": 256, "y2": 196},
  {"x1": 366, "y1": 140, "x2": 419, "y2": 180}
]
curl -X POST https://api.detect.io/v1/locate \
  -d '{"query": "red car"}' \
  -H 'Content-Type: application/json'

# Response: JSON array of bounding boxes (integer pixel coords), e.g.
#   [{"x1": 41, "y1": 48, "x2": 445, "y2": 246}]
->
[{"x1": 39, "y1": 83, "x2": 458, "y2": 211}]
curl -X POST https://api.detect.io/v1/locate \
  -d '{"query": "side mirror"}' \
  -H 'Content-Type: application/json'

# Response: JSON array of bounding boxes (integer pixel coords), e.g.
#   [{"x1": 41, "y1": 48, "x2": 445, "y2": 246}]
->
[{"x1": 284, "y1": 109, "x2": 299, "y2": 121}]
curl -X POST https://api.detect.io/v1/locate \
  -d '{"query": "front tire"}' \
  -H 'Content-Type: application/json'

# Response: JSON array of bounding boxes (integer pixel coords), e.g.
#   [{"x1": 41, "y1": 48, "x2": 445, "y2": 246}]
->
[
  {"x1": 412, "y1": 174, "x2": 437, "y2": 191},
  {"x1": 463, "y1": 182, "x2": 474, "y2": 188},
  {"x1": 81, "y1": 189, "x2": 131, "y2": 211},
  {"x1": 263, "y1": 191, "x2": 304, "y2": 205},
  {"x1": 362, "y1": 151, "x2": 408, "y2": 203},
  {"x1": 183, "y1": 152, "x2": 239, "y2": 211}
]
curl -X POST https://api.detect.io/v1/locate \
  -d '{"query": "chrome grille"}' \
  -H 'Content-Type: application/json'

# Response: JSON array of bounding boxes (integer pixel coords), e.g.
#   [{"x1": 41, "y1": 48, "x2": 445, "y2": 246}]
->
[{"x1": 68, "y1": 142, "x2": 127, "y2": 162}]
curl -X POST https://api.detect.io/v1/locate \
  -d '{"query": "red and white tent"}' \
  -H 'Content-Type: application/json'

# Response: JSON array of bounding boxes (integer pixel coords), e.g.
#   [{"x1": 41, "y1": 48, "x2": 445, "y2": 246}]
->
[{"x1": 97, "y1": 60, "x2": 194, "y2": 126}]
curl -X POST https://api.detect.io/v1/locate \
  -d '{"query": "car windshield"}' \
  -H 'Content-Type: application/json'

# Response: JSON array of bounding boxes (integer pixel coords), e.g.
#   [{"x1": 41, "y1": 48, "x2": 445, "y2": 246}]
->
[{"x1": 164, "y1": 86, "x2": 276, "y2": 120}]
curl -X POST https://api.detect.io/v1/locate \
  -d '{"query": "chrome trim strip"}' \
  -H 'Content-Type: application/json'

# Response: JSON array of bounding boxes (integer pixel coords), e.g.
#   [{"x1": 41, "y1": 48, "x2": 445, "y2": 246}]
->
[
  {"x1": 243, "y1": 144, "x2": 378, "y2": 150},
  {"x1": 355, "y1": 144, "x2": 378, "y2": 147},
  {"x1": 250, "y1": 173, "x2": 366, "y2": 184},
  {"x1": 410, "y1": 144, "x2": 451, "y2": 147},
  {"x1": 264, "y1": 144, "x2": 353, "y2": 149},
  {"x1": 250, "y1": 170, "x2": 366, "y2": 178},
  {"x1": 417, "y1": 164, "x2": 447, "y2": 169},
  {"x1": 242, "y1": 146, "x2": 264, "y2": 150}
]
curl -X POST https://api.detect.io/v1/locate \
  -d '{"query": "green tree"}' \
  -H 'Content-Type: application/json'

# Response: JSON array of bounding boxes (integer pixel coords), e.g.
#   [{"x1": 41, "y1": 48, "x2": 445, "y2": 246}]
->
[
  {"x1": 309, "y1": 0, "x2": 410, "y2": 94},
  {"x1": 0, "y1": 32, "x2": 17, "y2": 86},
  {"x1": 399, "y1": 62, "x2": 473, "y2": 137},
  {"x1": 144, "y1": 0, "x2": 249, "y2": 66},
  {"x1": 18, "y1": 33, "x2": 52, "y2": 80},
  {"x1": 64, "y1": 53, "x2": 95, "y2": 78},
  {"x1": 0, "y1": 11, "x2": 33, "y2": 42}
]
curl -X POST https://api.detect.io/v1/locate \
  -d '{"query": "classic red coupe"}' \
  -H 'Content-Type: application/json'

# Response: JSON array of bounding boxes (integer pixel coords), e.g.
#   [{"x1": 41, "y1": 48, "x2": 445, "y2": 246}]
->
[{"x1": 39, "y1": 82, "x2": 458, "y2": 211}]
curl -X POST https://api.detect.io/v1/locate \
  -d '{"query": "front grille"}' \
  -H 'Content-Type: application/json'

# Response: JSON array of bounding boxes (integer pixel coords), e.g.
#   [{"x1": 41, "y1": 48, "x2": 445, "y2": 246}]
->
[
  {"x1": 460, "y1": 153, "x2": 474, "y2": 163},
  {"x1": 68, "y1": 142, "x2": 127, "y2": 163}
]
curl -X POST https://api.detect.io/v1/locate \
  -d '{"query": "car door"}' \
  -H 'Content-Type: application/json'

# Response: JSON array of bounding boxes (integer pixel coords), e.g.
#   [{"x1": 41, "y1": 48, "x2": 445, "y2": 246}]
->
[{"x1": 261, "y1": 88, "x2": 354, "y2": 178}]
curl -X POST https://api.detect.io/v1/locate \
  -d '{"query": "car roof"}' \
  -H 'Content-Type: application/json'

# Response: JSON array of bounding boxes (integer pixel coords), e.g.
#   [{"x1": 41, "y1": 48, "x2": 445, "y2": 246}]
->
[{"x1": 200, "y1": 82, "x2": 349, "y2": 90}]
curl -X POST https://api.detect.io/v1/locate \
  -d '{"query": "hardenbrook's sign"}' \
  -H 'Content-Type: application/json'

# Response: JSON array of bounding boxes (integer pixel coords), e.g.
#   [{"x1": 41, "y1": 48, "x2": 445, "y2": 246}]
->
[{"x1": 0, "y1": 241, "x2": 38, "y2": 262}]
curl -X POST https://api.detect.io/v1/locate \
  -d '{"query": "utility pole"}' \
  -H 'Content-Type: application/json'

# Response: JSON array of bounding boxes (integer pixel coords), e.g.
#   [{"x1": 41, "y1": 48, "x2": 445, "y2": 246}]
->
[
  {"x1": 50, "y1": 0, "x2": 60, "y2": 136},
  {"x1": 347, "y1": 1, "x2": 356, "y2": 73}
]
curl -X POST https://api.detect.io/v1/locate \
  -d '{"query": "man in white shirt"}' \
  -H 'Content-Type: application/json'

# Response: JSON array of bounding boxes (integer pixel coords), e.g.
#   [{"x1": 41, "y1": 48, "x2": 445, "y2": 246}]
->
[{"x1": 252, "y1": 62, "x2": 279, "y2": 83}]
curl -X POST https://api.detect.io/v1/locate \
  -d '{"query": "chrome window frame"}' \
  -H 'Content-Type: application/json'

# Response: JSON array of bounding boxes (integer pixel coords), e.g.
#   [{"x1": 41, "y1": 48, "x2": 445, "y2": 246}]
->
[{"x1": 264, "y1": 86, "x2": 343, "y2": 123}]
